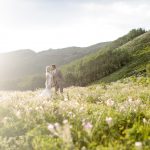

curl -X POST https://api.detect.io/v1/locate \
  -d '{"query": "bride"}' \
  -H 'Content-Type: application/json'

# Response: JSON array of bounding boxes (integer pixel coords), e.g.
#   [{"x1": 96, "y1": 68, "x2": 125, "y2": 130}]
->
[{"x1": 40, "y1": 66, "x2": 54, "y2": 97}]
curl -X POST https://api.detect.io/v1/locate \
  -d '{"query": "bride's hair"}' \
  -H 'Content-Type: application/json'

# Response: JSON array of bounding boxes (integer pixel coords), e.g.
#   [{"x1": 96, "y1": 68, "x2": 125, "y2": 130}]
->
[{"x1": 46, "y1": 66, "x2": 51, "y2": 73}]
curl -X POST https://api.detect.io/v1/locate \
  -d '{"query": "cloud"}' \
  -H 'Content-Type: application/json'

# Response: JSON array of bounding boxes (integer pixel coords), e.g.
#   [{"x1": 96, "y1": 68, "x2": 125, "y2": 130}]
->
[
  {"x1": 0, "y1": 0, "x2": 150, "y2": 52},
  {"x1": 81, "y1": 1, "x2": 150, "y2": 27}
]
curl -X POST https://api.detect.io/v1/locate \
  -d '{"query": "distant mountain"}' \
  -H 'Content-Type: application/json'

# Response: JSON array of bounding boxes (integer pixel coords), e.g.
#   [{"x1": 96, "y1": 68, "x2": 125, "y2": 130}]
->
[
  {"x1": 62, "y1": 28, "x2": 150, "y2": 86},
  {"x1": 0, "y1": 42, "x2": 109, "y2": 90}
]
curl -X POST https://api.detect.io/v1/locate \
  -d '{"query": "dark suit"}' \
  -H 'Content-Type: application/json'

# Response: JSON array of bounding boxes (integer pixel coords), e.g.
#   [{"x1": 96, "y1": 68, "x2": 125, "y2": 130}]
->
[{"x1": 52, "y1": 69, "x2": 63, "y2": 93}]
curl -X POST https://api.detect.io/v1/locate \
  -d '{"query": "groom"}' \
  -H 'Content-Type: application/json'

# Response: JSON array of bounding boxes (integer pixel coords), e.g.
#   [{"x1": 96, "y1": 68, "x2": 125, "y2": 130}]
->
[{"x1": 51, "y1": 64, "x2": 64, "y2": 94}]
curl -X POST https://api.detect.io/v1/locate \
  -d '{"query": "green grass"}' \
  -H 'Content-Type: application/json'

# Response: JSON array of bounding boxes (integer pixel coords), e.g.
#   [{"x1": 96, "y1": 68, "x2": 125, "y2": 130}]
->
[
  {"x1": 99, "y1": 45, "x2": 150, "y2": 83},
  {"x1": 61, "y1": 30, "x2": 150, "y2": 86},
  {"x1": 0, "y1": 77, "x2": 150, "y2": 149}
]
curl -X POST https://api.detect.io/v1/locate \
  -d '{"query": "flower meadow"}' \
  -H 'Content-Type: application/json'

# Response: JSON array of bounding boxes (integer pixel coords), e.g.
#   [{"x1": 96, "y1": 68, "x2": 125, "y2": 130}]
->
[{"x1": 0, "y1": 77, "x2": 150, "y2": 150}]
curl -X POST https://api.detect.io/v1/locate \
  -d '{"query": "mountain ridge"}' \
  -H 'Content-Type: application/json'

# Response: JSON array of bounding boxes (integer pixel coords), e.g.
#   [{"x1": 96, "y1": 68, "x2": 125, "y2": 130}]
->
[
  {"x1": 62, "y1": 28, "x2": 149, "y2": 86},
  {"x1": 0, "y1": 41, "x2": 109, "y2": 90}
]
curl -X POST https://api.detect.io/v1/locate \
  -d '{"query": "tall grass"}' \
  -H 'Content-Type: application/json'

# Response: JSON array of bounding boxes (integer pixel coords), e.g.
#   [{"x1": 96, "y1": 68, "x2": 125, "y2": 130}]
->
[{"x1": 0, "y1": 77, "x2": 150, "y2": 149}]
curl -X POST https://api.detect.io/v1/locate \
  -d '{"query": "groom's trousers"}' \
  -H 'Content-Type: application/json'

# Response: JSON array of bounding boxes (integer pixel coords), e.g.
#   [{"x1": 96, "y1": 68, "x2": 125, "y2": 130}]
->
[{"x1": 55, "y1": 81, "x2": 63, "y2": 93}]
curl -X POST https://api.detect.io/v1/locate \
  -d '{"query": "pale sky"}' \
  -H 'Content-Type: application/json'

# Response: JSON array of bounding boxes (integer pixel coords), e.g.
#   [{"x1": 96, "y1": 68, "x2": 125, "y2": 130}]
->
[{"x1": 0, "y1": 0, "x2": 150, "y2": 53}]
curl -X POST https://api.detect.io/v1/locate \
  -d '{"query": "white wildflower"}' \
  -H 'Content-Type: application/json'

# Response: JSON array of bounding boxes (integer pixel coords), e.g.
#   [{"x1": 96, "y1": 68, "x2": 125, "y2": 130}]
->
[
  {"x1": 68, "y1": 111, "x2": 73, "y2": 115},
  {"x1": 81, "y1": 146, "x2": 87, "y2": 150},
  {"x1": 106, "y1": 117, "x2": 113, "y2": 126},
  {"x1": 64, "y1": 97, "x2": 68, "y2": 101},
  {"x1": 106, "y1": 99, "x2": 114, "y2": 106},
  {"x1": 48, "y1": 123, "x2": 59, "y2": 136},
  {"x1": 35, "y1": 107, "x2": 39, "y2": 110},
  {"x1": 79, "y1": 107, "x2": 84, "y2": 111},
  {"x1": 128, "y1": 97, "x2": 133, "y2": 103},
  {"x1": 39, "y1": 106, "x2": 43, "y2": 110},
  {"x1": 54, "y1": 122, "x2": 60, "y2": 128},
  {"x1": 143, "y1": 118, "x2": 147, "y2": 124},
  {"x1": 48, "y1": 124, "x2": 54, "y2": 132},
  {"x1": 63, "y1": 119, "x2": 68, "y2": 124},
  {"x1": 78, "y1": 94, "x2": 81, "y2": 97},
  {"x1": 2, "y1": 117, "x2": 9, "y2": 124},
  {"x1": 16, "y1": 111, "x2": 21, "y2": 118},
  {"x1": 135, "y1": 142, "x2": 142, "y2": 149}
]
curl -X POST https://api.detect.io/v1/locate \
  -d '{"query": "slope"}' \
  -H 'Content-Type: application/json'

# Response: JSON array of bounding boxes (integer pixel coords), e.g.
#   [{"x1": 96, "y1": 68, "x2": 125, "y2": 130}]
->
[
  {"x1": 62, "y1": 28, "x2": 149, "y2": 86},
  {"x1": 0, "y1": 42, "x2": 108, "y2": 90}
]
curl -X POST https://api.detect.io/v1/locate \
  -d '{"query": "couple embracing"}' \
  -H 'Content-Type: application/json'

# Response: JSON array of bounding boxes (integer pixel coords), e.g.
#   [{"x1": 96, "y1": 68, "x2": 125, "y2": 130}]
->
[{"x1": 40, "y1": 65, "x2": 63, "y2": 97}]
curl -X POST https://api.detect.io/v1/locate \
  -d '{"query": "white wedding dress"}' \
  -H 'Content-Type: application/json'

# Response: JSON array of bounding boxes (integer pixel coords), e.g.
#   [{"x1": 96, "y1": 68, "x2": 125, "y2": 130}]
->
[{"x1": 40, "y1": 72, "x2": 53, "y2": 97}]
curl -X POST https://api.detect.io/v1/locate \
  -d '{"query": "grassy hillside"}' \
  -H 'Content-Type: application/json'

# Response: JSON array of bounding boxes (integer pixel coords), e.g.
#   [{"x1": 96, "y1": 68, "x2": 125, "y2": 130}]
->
[
  {"x1": 0, "y1": 77, "x2": 150, "y2": 149},
  {"x1": 62, "y1": 28, "x2": 149, "y2": 86},
  {"x1": 99, "y1": 31, "x2": 150, "y2": 83},
  {"x1": 0, "y1": 42, "x2": 108, "y2": 90}
]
